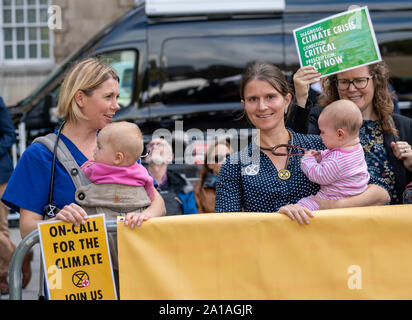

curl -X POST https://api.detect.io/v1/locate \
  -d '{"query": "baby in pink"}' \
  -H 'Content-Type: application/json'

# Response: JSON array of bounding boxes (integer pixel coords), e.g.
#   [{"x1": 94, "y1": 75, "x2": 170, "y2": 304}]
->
[
  {"x1": 297, "y1": 100, "x2": 370, "y2": 210},
  {"x1": 81, "y1": 121, "x2": 155, "y2": 201},
  {"x1": 81, "y1": 161, "x2": 155, "y2": 200}
]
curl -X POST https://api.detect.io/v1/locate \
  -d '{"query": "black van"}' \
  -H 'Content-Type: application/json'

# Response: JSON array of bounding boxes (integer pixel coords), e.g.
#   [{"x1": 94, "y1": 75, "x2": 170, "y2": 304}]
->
[{"x1": 8, "y1": 0, "x2": 412, "y2": 153}]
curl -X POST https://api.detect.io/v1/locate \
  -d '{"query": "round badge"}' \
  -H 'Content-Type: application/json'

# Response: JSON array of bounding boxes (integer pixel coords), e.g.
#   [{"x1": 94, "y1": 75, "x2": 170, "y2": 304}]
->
[
  {"x1": 278, "y1": 169, "x2": 291, "y2": 180},
  {"x1": 244, "y1": 164, "x2": 259, "y2": 176}
]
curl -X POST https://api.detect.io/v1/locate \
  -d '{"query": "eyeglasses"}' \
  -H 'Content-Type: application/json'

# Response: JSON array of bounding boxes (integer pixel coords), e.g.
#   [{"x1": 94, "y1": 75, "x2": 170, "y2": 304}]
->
[
  {"x1": 336, "y1": 77, "x2": 372, "y2": 90},
  {"x1": 140, "y1": 150, "x2": 150, "y2": 158},
  {"x1": 147, "y1": 142, "x2": 164, "y2": 149}
]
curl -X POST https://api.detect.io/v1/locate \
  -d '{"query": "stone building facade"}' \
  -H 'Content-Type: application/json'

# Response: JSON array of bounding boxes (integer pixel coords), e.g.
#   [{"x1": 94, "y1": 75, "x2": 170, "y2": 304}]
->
[{"x1": 0, "y1": 0, "x2": 136, "y2": 106}]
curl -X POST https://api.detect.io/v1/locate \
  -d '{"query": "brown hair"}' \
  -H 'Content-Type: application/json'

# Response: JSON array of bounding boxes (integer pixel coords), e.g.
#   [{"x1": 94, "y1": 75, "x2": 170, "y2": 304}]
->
[
  {"x1": 240, "y1": 60, "x2": 292, "y2": 100},
  {"x1": 239, "y1": 61, "x2": 293, "y2": 119},
  {"x1": 318, "y1": 61, "x2": 397, "y2": 135},
  {"x1": 199, "y1": 140, "x2": 232, "y2": 187}
]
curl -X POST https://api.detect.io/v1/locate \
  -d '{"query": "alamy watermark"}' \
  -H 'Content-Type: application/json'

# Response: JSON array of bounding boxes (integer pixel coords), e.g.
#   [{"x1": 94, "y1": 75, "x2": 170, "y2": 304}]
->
[
  {"x1": 347, "y1": 265, "x2": 362, "y2": 290},
  {"x1": 48, "y1": 5, "x2": 62, "y2": 30},
  {"x1": 48, "y1": 264, "x2": 62, "y2": 289},
  {"x1": 151, "y1": 121, "x2": 261, "y2": 168}
]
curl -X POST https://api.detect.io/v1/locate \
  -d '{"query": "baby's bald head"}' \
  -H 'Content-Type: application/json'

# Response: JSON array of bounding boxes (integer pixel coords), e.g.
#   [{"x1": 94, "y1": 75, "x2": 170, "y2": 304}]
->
[
  {"x1": 320, "y1": 99, "x2": 363, "y2": 136},
  {"x1": 98, "y1": 121, "x2": 143, "y2": 166}
]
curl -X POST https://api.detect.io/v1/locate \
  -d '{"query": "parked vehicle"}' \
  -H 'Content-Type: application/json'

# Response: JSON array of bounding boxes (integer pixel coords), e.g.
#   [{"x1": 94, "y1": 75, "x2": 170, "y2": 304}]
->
[{"x1": 7, "y1": 0, "x2": 412, "y2": 163}]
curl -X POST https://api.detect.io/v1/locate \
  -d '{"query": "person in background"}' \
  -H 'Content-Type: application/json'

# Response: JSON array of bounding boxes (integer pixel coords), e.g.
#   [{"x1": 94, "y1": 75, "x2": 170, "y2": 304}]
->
[
  {"x1": 146, "y1": 138, "x2": 198, "y2": 215},
  {"x1": 287, "y1": 62, "x2": 412, "y2": 205},
  {"x1": 388, "y1": 83, "x2": 401, "y2": 115},
  {"x1": 288, "y1": 67, "x2": 400, "y2": 123},
  {"x1": 194, "y1": 140, "x2": 232, "y2": 213},
  {"x1": 0, "y1": 96, "x2": 32, "y2": 294}
]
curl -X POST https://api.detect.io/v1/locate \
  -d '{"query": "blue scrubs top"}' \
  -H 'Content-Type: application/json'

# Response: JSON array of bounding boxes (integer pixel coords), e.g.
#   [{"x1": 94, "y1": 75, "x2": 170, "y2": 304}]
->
[
  {"x1": 1, "y1": 132, "x2": 156, "y2": 215},
  {"x1": 1, "y1": 133, "x2": 87, "y2": 215}
]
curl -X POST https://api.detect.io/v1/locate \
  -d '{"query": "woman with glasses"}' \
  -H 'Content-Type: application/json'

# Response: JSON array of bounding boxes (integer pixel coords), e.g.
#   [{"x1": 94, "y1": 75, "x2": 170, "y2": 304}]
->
[
  {"x1": 194, "y1": 140, "x2": 232, "y2": 213},
  {"x1": 215, "y1": 61, "x2": 389, "y2": 224},
  {"x1": 287, "y1": 62, "x2": 412, "y2": 205}
]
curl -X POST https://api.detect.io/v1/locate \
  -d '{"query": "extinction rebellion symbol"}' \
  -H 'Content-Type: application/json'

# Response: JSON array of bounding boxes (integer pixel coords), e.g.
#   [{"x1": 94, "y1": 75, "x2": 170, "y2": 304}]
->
[{"x1": 72, "y1": 270, "x2": 90, "y2": 288}]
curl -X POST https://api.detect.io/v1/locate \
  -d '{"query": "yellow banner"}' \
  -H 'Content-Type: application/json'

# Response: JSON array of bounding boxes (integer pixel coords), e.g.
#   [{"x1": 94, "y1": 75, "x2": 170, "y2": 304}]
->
[
  {"x1": 117, "y1": 205, "x2": 412, "y2": 300},
  {"x1": 38, "y1": 214, "x2": 117, "y2": 300}
]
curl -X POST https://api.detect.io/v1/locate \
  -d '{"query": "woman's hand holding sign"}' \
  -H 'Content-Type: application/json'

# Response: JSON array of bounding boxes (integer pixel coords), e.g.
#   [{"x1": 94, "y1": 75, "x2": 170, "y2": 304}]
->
[
  {"x1": 293, "y1": 66, "x2": 321, "y2": 107},
  {"x1": 56, "y1": 203, "x2": 88, "y2": 227}
]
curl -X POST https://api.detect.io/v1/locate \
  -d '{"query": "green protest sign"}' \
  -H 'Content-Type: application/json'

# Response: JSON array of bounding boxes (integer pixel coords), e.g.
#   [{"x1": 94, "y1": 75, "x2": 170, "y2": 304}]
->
[{"x1": 293, "y1": 6, "x2": 381, "y2": 76}]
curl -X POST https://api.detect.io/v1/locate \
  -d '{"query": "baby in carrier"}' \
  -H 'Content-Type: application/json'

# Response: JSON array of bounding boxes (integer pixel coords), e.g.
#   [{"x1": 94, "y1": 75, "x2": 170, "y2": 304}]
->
[{"x1": 76, "y1": 121, "x2": 155, "y2": 271}]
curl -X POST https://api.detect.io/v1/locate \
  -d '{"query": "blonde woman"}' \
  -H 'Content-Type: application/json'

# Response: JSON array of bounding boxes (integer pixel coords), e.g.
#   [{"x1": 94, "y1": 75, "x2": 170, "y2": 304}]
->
[{"x1": 2, "y1": 58, "x2": 166, "y2": 240}]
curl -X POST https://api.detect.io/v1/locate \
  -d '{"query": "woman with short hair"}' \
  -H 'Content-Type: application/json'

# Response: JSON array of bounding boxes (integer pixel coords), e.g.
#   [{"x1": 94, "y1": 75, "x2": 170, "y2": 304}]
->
[{"x1": 2, "y1": 58, "x2": 166, "y2": 240}]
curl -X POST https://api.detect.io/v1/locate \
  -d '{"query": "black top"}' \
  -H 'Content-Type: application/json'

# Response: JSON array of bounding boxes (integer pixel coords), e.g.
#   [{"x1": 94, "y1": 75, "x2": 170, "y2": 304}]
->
[{"x1": 0, "y1": 97, "x2": 16, "y2": 183}]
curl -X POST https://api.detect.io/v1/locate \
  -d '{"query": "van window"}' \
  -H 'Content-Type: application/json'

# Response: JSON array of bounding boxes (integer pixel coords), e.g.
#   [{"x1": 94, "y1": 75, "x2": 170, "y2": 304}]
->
[
  {"x1": 161, "y1": 35, "x2": 283, "y2": 105},
  {"x1": 99, "y1": 50, "x2": 137, "y2": 107},
  {"x1": 378, "y1": 36, "x2": 412, "y2": 104},
  {"x1": 372, "y1": 11, "x2": 412, "y2": 110}
]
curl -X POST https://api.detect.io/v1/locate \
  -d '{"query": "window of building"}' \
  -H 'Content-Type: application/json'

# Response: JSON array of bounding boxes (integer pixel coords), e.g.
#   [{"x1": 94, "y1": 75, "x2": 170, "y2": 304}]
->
[{"x1": 0, "y1": 0, "x2": 53, "y2": 64}]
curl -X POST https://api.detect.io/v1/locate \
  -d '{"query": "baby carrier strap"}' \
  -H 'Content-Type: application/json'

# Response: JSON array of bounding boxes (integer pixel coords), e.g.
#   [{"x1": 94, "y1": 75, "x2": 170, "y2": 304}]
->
[
  {"x1": 75, "y1": 183, "x2": 152, "y2": 214},
  {"x1": 33, "y1": 132, "x2": 92, "y2": 300},
  {"x1": 33, "y1": 133, "x2": 91, "y2": 189}
]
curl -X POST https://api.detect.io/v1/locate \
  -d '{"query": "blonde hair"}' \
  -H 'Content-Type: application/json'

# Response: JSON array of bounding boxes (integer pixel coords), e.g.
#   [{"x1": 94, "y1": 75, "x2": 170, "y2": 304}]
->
[
  {"x1": 98, "y1": 121, "x2": 143, "y2": 165},
  {"x1": 56, "y1": 57, "x2": 119, "y2": 123},
  {"x1": 320, "y1": 100, "x2": 363, "y2": 136}
]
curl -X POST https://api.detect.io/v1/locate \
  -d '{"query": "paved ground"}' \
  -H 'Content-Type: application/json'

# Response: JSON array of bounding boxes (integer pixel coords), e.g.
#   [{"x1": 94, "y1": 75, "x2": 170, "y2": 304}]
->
[{"x1": 2, "y1": 226, "x2": 40, "y2": 300}]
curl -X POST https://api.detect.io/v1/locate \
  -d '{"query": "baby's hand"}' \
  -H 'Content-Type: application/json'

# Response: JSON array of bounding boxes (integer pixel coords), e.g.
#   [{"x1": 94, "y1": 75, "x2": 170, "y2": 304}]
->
[
  {"x1": 303, "y1": 150, "x2": 313, "y2": 158},
  {"x1": 303, "y1": 150, "x2": 321, "y2": 162},
  {"x1": 311, "y1": 150, "x2": 321, "y2": 163},
  {"x1": 124, "y1": 211, "x2": 150, "y2": 229}
]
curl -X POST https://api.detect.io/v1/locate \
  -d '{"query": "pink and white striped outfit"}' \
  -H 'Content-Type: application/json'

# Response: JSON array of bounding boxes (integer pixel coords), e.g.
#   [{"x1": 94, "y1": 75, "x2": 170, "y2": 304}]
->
[{"x1": 297, "y1": 143, "x2": 369, "y2": 210}]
